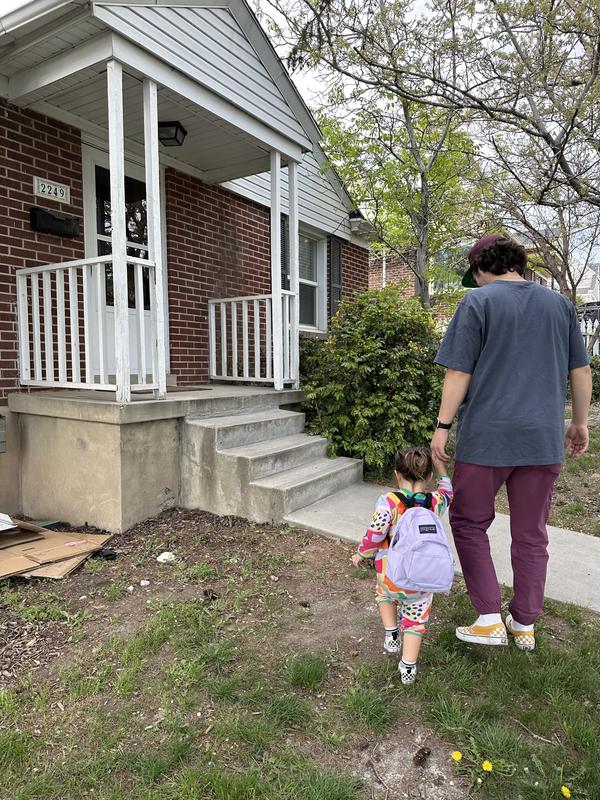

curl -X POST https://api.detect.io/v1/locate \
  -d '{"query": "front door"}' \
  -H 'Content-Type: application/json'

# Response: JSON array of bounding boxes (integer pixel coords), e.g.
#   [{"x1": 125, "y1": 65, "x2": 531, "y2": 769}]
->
[{"x1": 83, "y1": 146, "x2": 155, "y2": 381}]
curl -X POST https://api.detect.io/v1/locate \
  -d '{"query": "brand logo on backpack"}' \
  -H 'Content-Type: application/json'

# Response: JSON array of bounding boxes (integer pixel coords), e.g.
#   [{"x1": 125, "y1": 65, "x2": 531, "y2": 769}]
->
[
  {"x1": 385, "y1": 500, "x2": 455, "y2": 594},
  {"x1": 419, "y1": 524, "x2": 437, "y2": 535}
]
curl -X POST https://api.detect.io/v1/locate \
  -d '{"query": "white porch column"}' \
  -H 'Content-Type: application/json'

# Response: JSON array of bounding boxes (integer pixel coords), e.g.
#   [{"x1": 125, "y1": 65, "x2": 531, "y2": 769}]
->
[
  {"x1": 143, "y1": 78, "x2": 167, "y2": 399},
  {"x1": 288, "y1": 159, "x2": 300, "y2": 389},
  {"x1": 106, "y1": 60, "x2": 130, "y2": 403},
  {"x1": 270, "y1": 150, "x2": 283, "y2": 390}
]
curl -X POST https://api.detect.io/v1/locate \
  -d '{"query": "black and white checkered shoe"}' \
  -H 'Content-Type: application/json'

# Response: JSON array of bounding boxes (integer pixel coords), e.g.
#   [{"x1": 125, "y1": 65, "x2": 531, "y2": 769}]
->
[
  {"x1": 384, "y1": 636, "x2": 402, "y2": 654},
  {"x1": 398, "y1": 660, "x2": 417, "y2": 685}
]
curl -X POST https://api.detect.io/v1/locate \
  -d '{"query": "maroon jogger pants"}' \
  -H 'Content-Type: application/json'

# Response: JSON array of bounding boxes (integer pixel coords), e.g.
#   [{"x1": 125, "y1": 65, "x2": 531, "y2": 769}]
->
[{"x1": 449, "y1": 461, "x2": 561, "y2": 626}]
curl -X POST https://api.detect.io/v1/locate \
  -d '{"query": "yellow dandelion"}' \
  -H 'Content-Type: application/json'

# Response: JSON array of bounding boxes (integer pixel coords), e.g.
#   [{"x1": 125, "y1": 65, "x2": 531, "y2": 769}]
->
[
  {"x1": 561, "y1": 787, "x2": 571, "y2": 799},
  {"x1": 451, "y1": 751, "x2": 463, "y2": 762},
  {"x1": 482, "y1": 760, "x2": 493, "y2": 772}
]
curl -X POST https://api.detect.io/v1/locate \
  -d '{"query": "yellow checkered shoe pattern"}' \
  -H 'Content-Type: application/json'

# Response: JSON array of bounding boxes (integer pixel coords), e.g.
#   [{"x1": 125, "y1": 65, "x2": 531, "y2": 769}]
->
[
  {"x1": 455, "y1": 622, "x2": 508, "y2": 646},
  {"x1": 506, "y1": 614, "x2": 535, "y2": 651}
]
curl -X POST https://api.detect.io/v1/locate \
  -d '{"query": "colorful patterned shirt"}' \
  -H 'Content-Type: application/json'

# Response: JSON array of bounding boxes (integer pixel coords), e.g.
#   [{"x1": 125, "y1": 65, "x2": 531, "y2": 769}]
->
[{"x1": 357, "y1": 477, "x2": 454, "y2": 592}]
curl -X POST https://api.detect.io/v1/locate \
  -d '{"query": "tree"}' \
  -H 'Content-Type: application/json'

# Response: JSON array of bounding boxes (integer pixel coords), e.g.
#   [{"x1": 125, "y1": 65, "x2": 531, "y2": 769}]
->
[
  {"x1": 318, "y1": 98, "x2": 480, "y2": 306},
  {"x1": 269, "y1": 0, "x2": 600, "y2": 209},
  {"x1": 481, "y1": 177, "x2": 600, "y2": 304}
]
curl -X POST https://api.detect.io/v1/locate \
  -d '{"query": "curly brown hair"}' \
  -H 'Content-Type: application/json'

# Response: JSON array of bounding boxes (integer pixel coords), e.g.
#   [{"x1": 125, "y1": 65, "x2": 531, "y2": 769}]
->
[
  {"x1": 394, "y1": 447, "x2": 433, "y2": 483},
  {"x1": 471, "y1": 237, "x2": 527, "y2": 277}
]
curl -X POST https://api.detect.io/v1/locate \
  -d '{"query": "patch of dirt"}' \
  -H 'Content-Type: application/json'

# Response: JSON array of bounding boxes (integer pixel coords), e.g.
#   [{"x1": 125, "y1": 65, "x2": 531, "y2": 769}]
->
[
  {"x1": 0, "y1": 508, "x2": 469, "y2": 799},
  {"x1": 356, "y1": 734, "x2": 466, "y2": 800}
]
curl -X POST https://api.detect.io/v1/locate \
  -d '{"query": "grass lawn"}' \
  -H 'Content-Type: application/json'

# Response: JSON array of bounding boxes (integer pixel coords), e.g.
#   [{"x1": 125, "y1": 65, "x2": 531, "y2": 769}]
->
[{"x1": 1, "y1": 510, "x2": 599, "y2": 800}]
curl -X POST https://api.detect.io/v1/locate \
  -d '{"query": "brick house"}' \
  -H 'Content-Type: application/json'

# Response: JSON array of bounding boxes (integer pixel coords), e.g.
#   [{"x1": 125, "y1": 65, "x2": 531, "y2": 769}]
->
[
  {"x1": 368, "y1": 251, "x2": 416, "y2": 294},
  {"x1": 0, "y1": 0, "x2": 370, "y2": 529}
]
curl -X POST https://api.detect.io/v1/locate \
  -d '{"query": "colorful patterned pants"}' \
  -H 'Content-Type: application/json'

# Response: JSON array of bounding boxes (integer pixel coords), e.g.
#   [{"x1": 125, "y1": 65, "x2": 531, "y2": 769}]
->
[{"x1": 375, "y1": 582, "x2": 433, "y2": 636}]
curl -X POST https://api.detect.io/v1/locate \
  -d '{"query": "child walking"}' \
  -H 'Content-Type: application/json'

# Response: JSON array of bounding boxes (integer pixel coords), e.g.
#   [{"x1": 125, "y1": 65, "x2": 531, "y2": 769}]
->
[{"x1": 352, "y1": 447, "x2": 453, "y2": 685}]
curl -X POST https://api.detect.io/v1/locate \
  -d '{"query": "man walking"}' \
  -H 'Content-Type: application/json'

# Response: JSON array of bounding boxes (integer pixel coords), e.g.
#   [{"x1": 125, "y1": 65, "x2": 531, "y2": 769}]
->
[{"x1": 432, "y1": 235, "x2": 592, "y2": 650}]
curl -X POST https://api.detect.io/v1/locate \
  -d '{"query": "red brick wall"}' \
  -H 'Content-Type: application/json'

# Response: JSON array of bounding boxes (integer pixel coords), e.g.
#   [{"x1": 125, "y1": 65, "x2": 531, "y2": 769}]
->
[
  {"x1": 369, "y1": 252, "x2": 416, "y2": 296},
  {"x1": 340, "y1": 240, "x2": 370, "y2": 298},
  {"x1": 165, "y1": 169, "x2": 272, "y2": 385},
  {"x1": 326, "y1": 237, "x2": 370, "y2": 316},
  {"x1": 0, "y1": 100, "x2": 84, "y2": 404}
]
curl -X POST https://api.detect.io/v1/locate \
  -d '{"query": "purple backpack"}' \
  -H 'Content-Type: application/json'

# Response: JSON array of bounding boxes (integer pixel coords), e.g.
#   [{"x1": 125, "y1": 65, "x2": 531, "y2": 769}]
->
[{"x1": 386, "y1": 505, "x2": 454, "y2": 593}]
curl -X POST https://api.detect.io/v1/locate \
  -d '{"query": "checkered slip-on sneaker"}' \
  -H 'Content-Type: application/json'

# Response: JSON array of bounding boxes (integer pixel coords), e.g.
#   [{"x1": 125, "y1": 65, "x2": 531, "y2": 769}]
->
[
  {"x1": 384, "y1": 636, "x2": 402, "y2": 654},
  {"x1": 506, "y1": 614, "x2": 535, "y2": 651},
  {"x1": 455, "y1": 622, "x2": 508, "y2": 646},
  {"x1": 398, "y1": 661, "x2": 417, "y2": 685}
]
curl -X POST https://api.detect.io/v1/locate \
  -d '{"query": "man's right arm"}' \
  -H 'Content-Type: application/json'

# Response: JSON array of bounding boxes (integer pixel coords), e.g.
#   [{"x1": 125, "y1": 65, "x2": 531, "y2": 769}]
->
[{"x1": 565, "y1": 365, "x2": 592, "y2": 458}]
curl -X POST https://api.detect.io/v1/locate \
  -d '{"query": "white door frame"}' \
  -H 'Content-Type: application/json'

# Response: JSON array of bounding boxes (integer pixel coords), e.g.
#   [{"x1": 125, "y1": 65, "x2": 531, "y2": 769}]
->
[{"x1": 81, "y1": 138, "x2": 170, "y2": 372}]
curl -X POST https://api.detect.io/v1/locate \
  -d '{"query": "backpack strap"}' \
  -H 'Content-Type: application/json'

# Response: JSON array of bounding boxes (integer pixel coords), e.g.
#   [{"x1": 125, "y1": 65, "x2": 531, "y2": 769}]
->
[{"x1": 394, "y1": 491, "x2": 434, "y2": 510}]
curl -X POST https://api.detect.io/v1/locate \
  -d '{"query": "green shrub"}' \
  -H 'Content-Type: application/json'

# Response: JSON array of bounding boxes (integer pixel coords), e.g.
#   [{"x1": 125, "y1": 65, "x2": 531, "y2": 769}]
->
[
  {"x1": 592, "y1": 355, "x2": 600, "y2": 403},
  {"x1": 300, "y1": 287, "x2": 443, "y2": 473}
]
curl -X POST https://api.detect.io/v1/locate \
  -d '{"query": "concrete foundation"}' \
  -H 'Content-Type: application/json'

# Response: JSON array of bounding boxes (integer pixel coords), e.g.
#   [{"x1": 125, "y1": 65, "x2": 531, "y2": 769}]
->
[
  {"x1": 8, "y1": 386, "x2": 303, "y2": 532},
  {"x1": 0, "y1": 408, "x2": 21, "y2": 515}
]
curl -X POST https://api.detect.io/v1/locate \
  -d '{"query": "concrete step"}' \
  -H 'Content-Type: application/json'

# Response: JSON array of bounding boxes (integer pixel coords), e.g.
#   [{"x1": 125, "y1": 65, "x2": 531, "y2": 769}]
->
[
  {"x1": 186, "y1": 408, "x2": 305, "y2": 449},
  {"x1": 220, "y1": 433, "x2": 329, "y2": 479},
  {"x1": 284, "y1": 482, "x2": 389, "y2": 543},
  {"x1": 250, "y1": 456, "x2": 363, "y2": 519}
]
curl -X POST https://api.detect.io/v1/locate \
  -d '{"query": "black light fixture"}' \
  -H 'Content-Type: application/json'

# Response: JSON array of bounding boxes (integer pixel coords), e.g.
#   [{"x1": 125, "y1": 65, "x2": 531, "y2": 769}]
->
[{"x1": 158, "y1": 120, "x2": 187, "y2": 147}]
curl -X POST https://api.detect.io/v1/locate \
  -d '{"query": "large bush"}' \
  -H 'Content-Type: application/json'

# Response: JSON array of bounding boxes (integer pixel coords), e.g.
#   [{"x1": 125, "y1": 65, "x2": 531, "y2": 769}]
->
[
  {"x1": 592, "y1": 355, "x2": 600, "y2": 403},
  {"x1": 300, "y1": 287, "x2": 443, "y2": 473}
]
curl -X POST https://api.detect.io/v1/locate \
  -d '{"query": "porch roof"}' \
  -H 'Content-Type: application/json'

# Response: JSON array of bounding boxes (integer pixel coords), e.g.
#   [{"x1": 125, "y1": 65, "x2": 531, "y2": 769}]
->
[{"x1": 0, "y1": 0, "x2": 319, "y2": 183}]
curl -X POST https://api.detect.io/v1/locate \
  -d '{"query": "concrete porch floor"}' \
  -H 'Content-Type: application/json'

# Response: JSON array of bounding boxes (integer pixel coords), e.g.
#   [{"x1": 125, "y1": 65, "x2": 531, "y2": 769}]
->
[{"x1": 8, "y1": 385, "x2": 304, "y2": 424}]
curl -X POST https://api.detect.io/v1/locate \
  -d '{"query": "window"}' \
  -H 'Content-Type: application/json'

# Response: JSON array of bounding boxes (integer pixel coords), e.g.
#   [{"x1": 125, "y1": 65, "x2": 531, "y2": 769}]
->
[
  {"x1": 299, "y1": 234, "x2": 318, "y2": 327},
  {"x1": 281, "y1": 221, "x2": 326, "y2": 329}
]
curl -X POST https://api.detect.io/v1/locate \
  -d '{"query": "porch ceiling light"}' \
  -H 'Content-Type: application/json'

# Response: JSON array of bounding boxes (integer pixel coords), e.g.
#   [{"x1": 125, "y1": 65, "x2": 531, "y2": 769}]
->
[{"x1": 158, "y1": 120, "x2": 187, "y2": 147}]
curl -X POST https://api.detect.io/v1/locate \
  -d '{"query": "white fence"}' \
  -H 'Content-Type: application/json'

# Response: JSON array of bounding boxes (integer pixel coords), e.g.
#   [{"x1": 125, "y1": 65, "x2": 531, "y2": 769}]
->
[
  {"x1": 209, "y1": 290, "x2": 296, "y2": 385},
  {"x1": 17, "y1": 255, "x2": 159, "y2": 391},
  {"x1": 581, "y1": 318, "x2": 599, "y2": 357}
]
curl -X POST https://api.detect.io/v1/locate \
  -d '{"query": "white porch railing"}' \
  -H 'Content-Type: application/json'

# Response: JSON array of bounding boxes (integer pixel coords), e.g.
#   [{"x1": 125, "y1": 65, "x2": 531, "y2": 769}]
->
[
  {"x1": 208, "y1": 290, "x2": 297, "y2": 385},
  {"x1": 17, "y1": 255, "x2": 160, "y2": 391},
  {"x1": 581, "y1": 318, "x2": 599, "y2": 356}
]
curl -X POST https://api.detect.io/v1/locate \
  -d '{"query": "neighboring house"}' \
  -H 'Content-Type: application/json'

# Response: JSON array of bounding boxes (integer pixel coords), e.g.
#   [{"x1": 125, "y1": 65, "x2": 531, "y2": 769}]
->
[
  {"x1": 369, "y1": 240, "x2": 549, "y2": 299},
  {"x1": 0, "y1": 0, "x2": 370, "y2": 527},
  {"x1": 368, "y1": 251, "x2": 416, "y2": 295},
  {"x1": 576, "y1": 265, "x2": 600, "y2": 304}
]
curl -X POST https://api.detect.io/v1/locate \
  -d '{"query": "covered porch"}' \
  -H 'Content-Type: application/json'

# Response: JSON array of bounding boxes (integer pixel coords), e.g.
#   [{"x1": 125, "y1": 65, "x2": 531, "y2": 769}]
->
[{"x1": 6, "y1": 20, "x2": 309, "y2": 400}]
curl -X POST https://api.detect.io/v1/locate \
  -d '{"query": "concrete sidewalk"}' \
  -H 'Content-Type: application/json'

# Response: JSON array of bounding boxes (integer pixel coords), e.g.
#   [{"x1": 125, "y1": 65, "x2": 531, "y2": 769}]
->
[{"x1": 285, "y1": 482, "x2": 600, "y2": 613}]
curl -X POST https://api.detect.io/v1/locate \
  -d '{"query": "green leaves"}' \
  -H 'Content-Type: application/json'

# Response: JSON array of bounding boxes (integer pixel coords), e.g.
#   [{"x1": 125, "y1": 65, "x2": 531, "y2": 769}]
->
[{"x1": 300, "y1": 286, "x2": 443, "y2": 472}]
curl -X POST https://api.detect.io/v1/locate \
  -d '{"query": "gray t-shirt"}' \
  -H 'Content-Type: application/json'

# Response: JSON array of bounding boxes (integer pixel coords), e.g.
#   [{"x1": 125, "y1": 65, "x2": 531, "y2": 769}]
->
[{"x1": 435, "y1": 281, "x2": 590, "y2": 467}]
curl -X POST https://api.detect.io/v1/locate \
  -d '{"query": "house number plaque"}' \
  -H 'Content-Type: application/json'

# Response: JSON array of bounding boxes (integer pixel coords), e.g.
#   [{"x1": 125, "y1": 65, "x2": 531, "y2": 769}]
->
[{"x1": 33, "y1": 177, "x2": 70, "y2": 204}]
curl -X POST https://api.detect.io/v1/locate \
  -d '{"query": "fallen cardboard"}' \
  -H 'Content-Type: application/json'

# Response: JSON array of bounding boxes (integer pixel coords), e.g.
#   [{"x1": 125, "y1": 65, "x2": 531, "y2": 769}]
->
[
  {"x1": 0, "y1": 519, "x2": 112, "y2": 580},
  {"x1": 0, "y1": 529, "x2": 44, "y2": 549},
  {"x1": 23, "y1": 552, "x2": 91, "y2": 580}
]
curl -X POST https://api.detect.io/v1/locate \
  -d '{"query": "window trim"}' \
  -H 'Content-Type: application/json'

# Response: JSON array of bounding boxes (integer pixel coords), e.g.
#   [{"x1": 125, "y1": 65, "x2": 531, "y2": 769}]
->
[
  {"x1": 281, "y1": 224, "x2": 327, "y2": 332},
  {"x1": 299, "y1": 235, "x2": 327, "y2": 332}
]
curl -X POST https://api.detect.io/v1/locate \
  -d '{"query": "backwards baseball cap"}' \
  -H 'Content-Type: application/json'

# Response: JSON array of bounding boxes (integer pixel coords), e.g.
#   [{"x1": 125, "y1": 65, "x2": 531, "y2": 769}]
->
[{"x1": 462, "y1": 234, "x2": 506, "y2": 288}]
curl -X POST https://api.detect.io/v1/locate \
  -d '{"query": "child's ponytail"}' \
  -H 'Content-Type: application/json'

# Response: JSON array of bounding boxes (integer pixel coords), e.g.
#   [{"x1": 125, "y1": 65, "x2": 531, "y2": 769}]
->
[{"x1": 394, "y1": 447, "x2": 433, "y2": 483}]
